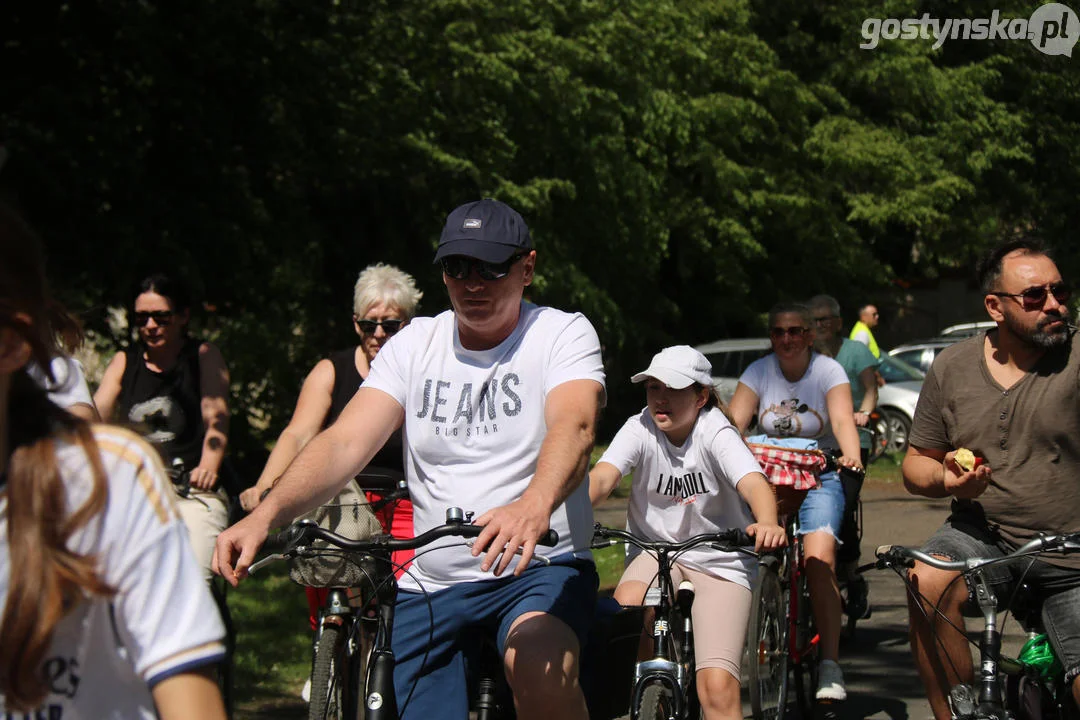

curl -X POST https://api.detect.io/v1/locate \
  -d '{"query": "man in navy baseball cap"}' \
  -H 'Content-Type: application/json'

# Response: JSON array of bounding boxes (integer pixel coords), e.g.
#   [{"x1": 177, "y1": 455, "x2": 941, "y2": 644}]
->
[{"x1": 434, "y1": 198, "x2": 533, "y2": 264}]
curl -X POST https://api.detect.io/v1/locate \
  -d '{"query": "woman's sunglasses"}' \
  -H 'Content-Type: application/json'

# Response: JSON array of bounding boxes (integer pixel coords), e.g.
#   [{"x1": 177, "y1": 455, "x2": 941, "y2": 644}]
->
[
  {"x1": 991, "y1": 282, "x2": 1071, "y2": 310},
  {"x1": 356, "y1": 318, "x2": 404, "y2": 335},
  {"x1": 133, "y1": 311, "x2": 174, "y2": 327},
  {"x1": 770, "y1": 326, "x2": 810, "y2": 339},
  {"x1": 440, "y1": 254, "x2": 526, "y2": 281}
]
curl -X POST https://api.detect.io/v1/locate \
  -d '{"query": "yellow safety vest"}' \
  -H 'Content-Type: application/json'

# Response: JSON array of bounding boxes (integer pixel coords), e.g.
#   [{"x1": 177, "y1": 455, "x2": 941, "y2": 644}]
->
[{"x1": 849, "y1": 321, "x2": 880, "y2": 358}]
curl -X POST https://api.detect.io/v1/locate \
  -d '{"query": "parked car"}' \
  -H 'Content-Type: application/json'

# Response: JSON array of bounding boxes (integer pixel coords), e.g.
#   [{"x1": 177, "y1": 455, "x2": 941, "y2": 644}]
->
[
  {"x1": 939, "y1": 321, "x2": 995, "y2": 338},
  {"x1": 693, "y1": 337, "x2": 771, "y2": 404},
  {"x1": 886, "y1": 337, "x2": 960, "y2": 375},
  {"x1": 874, "y1": 354, "x2": 924, "y2": 455},
  {"x1": 693, "y1": 338, "x2": 923, "y2": 456}
]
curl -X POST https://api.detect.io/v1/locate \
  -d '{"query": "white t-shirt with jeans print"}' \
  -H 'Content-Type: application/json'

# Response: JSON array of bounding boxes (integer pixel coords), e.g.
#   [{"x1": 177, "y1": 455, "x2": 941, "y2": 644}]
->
[
  {"x1": 0, "y1": 427, "x2": 226, "y2": 719},
  {"x1": 738, "y1": 353, "x2": 848, "y2": 450},
  {"x1": 597, "y1": 406, "x2": 764, "y2": 589},
  {"x1": 364, "y1": 302, "x2": 606, "y2": 592}
]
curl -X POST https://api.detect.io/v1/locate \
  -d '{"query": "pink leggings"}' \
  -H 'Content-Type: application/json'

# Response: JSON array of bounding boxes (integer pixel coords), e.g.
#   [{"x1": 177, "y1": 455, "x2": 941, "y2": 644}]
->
[{"x1": 618, "y1": 553, "x2": 752, "y2": 679}]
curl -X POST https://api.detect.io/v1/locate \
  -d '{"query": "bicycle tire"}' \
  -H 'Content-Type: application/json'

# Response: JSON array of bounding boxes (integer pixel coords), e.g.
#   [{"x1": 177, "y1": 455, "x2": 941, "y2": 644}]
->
[
  {"x1": 633, "y1": 680, "x2": 674, "y2": 720},
  {"x1": 309, "y1": 624, "x2": 351, "y2": 720},
  {"x1": 792, "y1": 568, "x2": 818, "y2": 719},
  {"x1": 354, "y1": 614, "x2": 377, "y2": 717},
  {"x1": 748, "y1": 561, "x2": 788, "y2": 720}
]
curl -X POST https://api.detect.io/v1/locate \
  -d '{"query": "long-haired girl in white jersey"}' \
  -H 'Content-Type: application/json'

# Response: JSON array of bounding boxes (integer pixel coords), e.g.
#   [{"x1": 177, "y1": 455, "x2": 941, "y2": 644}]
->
[
  {"x1": 590, "y1": 345, "x2": 785, "y2": 720},
  {"x1": 0, "y1": 203, "x2": 228, "y2": 719}
]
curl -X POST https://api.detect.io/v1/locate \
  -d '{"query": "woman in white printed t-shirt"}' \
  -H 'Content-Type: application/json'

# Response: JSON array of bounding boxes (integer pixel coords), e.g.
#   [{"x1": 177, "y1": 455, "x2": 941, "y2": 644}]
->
[
  {"x1": 590, "y1": 345, "x2": 785, "y2": 720},
  {"x1": 729, "y1": 301, "x2": 863, "y2": 705},
  {"x1": 0, "y1": 204, "x2": 227, "y2": 720}
]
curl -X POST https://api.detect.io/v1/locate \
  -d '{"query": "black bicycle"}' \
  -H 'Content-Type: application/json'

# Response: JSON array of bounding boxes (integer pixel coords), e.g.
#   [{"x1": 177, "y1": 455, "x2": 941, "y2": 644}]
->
[
  {"x1": 590, "y1": 524, "x2": 755, "y2": 720},
  {"x1": 250, "y1": 507, "x2": 558, "y2": 720},
  {"x1": 866, "y1": 533, "x2": 1080, "y2": 720}
]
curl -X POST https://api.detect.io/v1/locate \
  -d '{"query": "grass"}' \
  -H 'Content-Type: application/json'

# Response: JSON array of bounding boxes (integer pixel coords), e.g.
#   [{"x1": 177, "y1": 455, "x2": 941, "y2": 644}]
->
[
  {"x1": 866, "y1": 451, "x2": 905, "y2": 484},
  {"x1": 228, "y1": 565, "x2": 311, "y2": 717}
]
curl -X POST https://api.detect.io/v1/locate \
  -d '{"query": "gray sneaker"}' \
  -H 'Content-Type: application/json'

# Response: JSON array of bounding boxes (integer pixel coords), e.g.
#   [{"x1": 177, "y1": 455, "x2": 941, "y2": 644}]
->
[{"x1": 816, "y1": 659, "x2": 847, "y2": 702}]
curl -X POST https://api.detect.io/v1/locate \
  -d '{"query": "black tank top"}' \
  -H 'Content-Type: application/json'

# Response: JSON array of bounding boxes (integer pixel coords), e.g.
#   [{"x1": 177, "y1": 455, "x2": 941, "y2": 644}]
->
[
  {"x1": 118, "y1": 340, "x2": 204, "y2": 469},
  {"x1": 327, "y1": 347, "x2": 404, "y2": 490}
]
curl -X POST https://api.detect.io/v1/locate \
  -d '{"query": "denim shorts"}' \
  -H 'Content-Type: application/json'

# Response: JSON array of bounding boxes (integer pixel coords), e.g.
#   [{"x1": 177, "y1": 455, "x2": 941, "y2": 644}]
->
[
  {"x1": 797, "y1": 470, "x2": 845, "y2": 542},
  {"x1": 924, "y1": 515, "x2": 1080, "y2": 684},
  {"x1": 390, "y1": 554, "x2": 598, "y2": 719}
]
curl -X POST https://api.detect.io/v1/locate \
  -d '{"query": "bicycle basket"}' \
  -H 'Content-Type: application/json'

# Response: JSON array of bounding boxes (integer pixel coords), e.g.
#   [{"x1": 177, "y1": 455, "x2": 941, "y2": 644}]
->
[
  {"x1": 287, "y1": 480, "x2": 385, "y2": 588},
  {"x1": 747, "y1": 441, "x2": 827, "y2": 491}
]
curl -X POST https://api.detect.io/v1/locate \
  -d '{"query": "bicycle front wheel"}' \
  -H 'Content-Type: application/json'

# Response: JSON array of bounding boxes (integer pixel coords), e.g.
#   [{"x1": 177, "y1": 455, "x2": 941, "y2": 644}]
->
[
  {"x1": 309, "y1": 624, "x2": 352, "y2": 720},
  {"x1": 633, "y1": 680, "x2": 675, "y2": 720},
  {"x1": 747, "y1": 561, "x2": 788, "y2": 720},
  {"x1": 792, "y1": 569, "x2": 819, "y2": 719}
]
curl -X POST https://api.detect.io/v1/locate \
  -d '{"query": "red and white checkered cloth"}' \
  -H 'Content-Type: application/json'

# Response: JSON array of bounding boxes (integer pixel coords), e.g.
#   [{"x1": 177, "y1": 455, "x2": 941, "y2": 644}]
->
[{"x1": 748, "y1": 443, "x2": 827, "y2": 491}]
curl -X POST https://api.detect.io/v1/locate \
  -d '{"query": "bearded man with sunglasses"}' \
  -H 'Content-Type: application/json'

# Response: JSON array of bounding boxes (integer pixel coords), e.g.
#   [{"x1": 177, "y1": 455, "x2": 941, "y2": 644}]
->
[
  {"x1": 902, "y1": 238, "x2": 1080, "y2": 720},
  {"x1": 215, "y1": 198, "x2": 605, "y2": 720}
]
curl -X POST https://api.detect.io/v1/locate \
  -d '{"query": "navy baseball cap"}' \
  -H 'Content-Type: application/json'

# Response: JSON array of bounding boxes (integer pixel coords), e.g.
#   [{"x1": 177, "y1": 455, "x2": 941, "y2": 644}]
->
[{"x1": 433, "y1": 199, "x2": 533, "y2": 264}]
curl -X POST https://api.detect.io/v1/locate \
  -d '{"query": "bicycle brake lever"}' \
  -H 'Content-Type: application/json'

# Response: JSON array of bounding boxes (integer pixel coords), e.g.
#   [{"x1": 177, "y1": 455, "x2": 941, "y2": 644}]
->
[{"x1": 247, "y1": 553, "x2": 285, "y2": 575}]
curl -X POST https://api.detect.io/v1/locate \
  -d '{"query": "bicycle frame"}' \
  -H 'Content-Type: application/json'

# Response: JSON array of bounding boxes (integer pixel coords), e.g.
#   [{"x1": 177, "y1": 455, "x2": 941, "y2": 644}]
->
[
  {"x1": 870, "y1": 534, "x2": 1080, "y2": 720},
  {"x1": 252, "y1": 509, "x2": 558, "y2": 720},
  {"x1": 591, "y1": 525, "x2": 754, "y2": 720},
  {"x1": 629, "y1": 544, "x2": 696, "y2": 720}
]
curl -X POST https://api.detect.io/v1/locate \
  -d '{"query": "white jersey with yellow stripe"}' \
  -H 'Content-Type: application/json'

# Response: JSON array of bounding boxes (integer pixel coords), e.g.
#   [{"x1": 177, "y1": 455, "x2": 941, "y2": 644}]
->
[{"x1": 0, "y1": 426, "x2": 225, "y2": 718}]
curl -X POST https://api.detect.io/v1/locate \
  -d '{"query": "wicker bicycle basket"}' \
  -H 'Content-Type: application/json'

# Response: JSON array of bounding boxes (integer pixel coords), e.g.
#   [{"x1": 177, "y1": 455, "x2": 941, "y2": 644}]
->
[{"x1": 287, "y1": 482, "x2": 385, "y2": 589}]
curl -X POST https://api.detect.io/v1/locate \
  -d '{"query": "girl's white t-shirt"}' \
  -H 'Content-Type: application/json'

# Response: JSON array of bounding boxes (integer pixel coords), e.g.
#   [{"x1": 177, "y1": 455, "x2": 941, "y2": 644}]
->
[
  {"x1": 0, "y1": 427, "x2": 226, "y2": 719},
  {"x1": 597, "y1": 406, "x2": 764, "y2": 589},
  {"x1": 364, "y1": 302, "x2": 606, "y2": 592},
  {"x1": 738, "y1": 353, "x2": 849, "y2": 449}
]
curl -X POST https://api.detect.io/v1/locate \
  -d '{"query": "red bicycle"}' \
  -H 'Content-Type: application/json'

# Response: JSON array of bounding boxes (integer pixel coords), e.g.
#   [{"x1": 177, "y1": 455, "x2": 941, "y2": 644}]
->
[{"x1": 745, "y1": 443, "x2": 861, "y2": 720}]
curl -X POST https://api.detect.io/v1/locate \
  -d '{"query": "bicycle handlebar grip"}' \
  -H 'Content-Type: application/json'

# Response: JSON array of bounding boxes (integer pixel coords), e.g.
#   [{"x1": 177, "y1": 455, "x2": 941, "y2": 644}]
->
[
  {"x1": 732, "y1": 530, "x2": 754, "y2": 547},
  {"x1": 538, "y1": 529, "x2": 559, "y2": 547},
  {"x1": 262, "y1": 527, "x2": 297, "y2": 554}
]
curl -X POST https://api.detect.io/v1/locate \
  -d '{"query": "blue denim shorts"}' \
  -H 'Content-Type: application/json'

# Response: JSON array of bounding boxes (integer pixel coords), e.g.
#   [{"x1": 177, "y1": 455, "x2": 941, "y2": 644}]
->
[
  {"x1": 797, "y1": 470, "x2": 845, "y2": 542},
  {"x1": 924, "y1": 514, "x2": 1080, "y2": 684},
  {"x1": 390, "y1": 554, "x2": 598, "y2": 719}
]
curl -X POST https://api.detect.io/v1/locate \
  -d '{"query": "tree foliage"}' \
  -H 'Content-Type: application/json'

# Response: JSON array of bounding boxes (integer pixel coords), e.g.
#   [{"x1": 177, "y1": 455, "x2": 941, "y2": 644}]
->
[{"x1": 2, "y1": 0, "x2": 1075, "y2": 452}]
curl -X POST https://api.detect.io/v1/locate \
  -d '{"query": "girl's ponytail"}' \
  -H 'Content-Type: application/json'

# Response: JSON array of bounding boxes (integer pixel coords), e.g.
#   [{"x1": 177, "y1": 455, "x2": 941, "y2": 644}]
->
[{"x1": 0, "y1": 372, "x2": 114, "y2": 711}]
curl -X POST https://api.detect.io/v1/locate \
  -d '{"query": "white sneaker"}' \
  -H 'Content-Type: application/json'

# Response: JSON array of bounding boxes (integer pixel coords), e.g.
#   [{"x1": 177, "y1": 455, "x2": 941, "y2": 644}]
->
[
  {"x1": 301, "y1": 677, "x2": 311, "y2": 702},
  {"x1": 816, "y1": 659, "x2": 847, "y2": 701}
]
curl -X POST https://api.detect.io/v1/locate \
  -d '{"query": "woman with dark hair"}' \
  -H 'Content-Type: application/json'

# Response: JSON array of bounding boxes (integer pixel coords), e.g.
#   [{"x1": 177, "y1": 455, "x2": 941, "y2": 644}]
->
[
  {"x1": 0, "y1": 204, "x2": 227, "y2": 718},
  {"x1": 94, "y1": 273, "x2": 231, "y2": 580}
]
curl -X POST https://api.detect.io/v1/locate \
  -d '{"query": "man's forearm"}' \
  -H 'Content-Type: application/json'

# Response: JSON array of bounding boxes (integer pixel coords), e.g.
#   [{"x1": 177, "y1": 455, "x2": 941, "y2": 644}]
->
[
  {"x1": 902, "y1": 450, "x2": 949, "y2": 498},
  {"x1": 256, "y1": 428, "x2": 363, "y2": 528},
  {"x1": 523, "y1": 417, "x2": 596, "y2": 513}
]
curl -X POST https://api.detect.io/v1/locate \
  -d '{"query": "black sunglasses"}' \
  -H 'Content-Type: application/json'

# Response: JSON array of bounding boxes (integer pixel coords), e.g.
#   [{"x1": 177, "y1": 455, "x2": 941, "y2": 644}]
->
[
  {"x1": 770, "y1": 326, "x2": 810, "y2": 338},
  {"x1": 812, "y1": 315, "x2": 839, "y2": 325},
  {"x1": 356, "y1": 318, "x2": 404, "y2": 335},
  {"x1": 991, "y1": 282, "x2": 1071, "y2": 310},
  {"x1": 133, "y1": 311, "x2": 174, "y2": 327},
  {"x1": 441, "y1": 254, "x2": 526, "y2": 281}
]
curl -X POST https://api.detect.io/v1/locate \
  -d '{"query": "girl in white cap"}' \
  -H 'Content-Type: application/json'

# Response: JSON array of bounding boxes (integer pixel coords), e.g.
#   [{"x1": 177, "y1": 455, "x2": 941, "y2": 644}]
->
[{"x1": 590, "y1": 345, "x2": 784, "y2": 720}]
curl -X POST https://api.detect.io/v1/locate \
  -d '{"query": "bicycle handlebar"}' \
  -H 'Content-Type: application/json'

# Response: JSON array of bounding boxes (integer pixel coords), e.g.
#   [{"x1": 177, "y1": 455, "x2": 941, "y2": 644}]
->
[
  {"x1": 591, "y1": 524, "x2": 755, "y2": 554},
  {"x1": 871, "y1": 532, "x2": 1080, "y2": 573},
  {"x1": 824, "y1": 448, "x2": 866, "y2": 480},
  {"x1": 254, "y1": 508, "x2": 559, "y2": 573}
]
